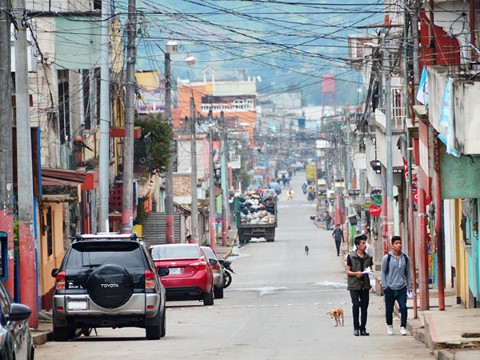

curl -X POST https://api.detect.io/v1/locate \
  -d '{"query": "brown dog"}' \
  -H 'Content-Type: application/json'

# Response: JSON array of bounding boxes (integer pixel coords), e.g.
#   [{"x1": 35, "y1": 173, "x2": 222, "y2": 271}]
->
[{"x1": 327, "y1": 307, "x2": 344, "y2": 327}]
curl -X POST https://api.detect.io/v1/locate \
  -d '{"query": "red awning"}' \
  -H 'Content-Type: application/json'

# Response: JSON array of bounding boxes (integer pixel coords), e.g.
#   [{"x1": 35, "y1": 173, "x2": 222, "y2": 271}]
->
[{"x1": 42, "y1": 168, "x2": 87, "y2": 186}]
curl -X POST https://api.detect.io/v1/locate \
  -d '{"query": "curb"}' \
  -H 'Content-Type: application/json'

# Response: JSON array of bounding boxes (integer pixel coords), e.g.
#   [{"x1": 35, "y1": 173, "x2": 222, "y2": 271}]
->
[{"x1": 32, "y1": 328, "x2": 53, "y2": 346}]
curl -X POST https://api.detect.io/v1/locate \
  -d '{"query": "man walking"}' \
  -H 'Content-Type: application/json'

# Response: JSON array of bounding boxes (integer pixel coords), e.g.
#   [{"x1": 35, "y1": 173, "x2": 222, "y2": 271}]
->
[
  {"x1": 346, "y1": 235, "x2": 373, "y2": 336},
  {"x1": 381, "y1": 235, "x2": 413, "y2": 336},
  {"x1": 332, "y1": 224, "x2": 344, "y2": 256}
]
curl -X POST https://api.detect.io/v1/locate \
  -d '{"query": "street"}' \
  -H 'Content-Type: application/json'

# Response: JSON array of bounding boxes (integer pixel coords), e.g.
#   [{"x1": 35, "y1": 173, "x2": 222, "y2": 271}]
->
[{"x1": 35, "y1": 175, "x2": 434, "y2": 360}]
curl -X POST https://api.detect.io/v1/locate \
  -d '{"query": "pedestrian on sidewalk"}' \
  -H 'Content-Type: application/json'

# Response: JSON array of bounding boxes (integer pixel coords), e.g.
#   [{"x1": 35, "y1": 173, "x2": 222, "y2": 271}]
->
[
  {"x1": 346, "y1": 235, "x2": 373, "y2": 336},
  {"x1": 332, "y1": 224, "x2": 344, "y2": 256},
  {"x1": 324, "y1": 212, "x2": 332, "y2": 230},
  {"x1": 381, "y1": 235, "x2": 413, "y2": 336}
]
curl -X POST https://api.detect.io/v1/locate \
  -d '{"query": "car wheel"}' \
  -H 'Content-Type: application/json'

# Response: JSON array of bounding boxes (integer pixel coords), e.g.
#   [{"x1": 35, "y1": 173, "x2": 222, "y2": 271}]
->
[
  {"x1": 203, "y1": 288, "x2": 214, "y2": 306},
  {"x1": 145, "y1": 309, "x2": 162, "y2": 340},
  {"x1": 223, "y1": 271, "x2": 232, "y2": 288},
  {"x1": 160, "y1": 307, "x2": 166, "y2": 338},
  {"x1": 214, "y1": 285, "x2": 224, "y2": 299},
  {"x1": 87, "y1": 264, "x2": 134, "y2": 308},
  {"x1": 53, "y1": 324, "x2": 75, "y2": 342}
]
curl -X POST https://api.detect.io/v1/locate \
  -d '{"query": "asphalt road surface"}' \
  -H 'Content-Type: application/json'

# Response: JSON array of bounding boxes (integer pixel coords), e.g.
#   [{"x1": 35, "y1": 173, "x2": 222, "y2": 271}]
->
[{"x1": 36, "y1": 174, "x2": 434, "y2": 360}]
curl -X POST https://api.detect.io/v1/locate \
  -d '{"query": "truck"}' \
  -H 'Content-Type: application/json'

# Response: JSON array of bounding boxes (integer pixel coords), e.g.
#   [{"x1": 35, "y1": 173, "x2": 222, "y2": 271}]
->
[
  {"x1": 234, "y1": 191, "x2": 278, "y2": 243},
  {"x1": 306, "y1": 163, "x2": 316, "y2": 185}
]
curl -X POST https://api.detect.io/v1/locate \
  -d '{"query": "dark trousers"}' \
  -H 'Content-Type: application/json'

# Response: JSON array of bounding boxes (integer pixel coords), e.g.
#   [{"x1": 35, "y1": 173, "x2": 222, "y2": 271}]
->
[
  {"x1": 384, "y1": 286, "x2": 408, "y2": 327},
  {"x1": 350, "y1": 289, "x2": 369, "y2": 331},
  {"x1": 335, "y1": 239, "x2": 341, "y2": 256}
]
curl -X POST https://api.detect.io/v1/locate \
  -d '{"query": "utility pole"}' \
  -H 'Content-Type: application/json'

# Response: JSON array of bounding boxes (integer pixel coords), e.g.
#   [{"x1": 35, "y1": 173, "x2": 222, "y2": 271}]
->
[
  {"x1": 385, "y1": 34, "x2": 394, "y2": 246},
  {"x1": 209, "y1": 127, "x2": 217, "y2": 252},
  {"x1": 98, "y1": 0, "x2": 110, "y2": 232},
  {"x1": 164, "y1": 51, "x2": 174, "y2": 243},
  {"x1": 14, "y1": 0, "x2": 37, "y2": 327},
  {"x1": 0, "y1": 0, "x2": 15, "y2": 296},
  {"x1": 121, "y1": 0, "x2": 136, "y2": 234},
  {"x1": 190, "y1": 97, "x2": 198, "y2": 243},
  {"x1": 220, "y1": 112, "x2": 228, "y2": 246}
]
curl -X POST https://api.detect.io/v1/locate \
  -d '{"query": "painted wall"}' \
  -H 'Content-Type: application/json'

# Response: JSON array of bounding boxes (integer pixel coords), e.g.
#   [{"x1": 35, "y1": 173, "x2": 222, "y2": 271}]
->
[
  {"x1": 455, "y1": 199, "x2": 471, "y2": 307},
  {"x1": 39, "y1": 202, "x2": 67, "y2": 310}
]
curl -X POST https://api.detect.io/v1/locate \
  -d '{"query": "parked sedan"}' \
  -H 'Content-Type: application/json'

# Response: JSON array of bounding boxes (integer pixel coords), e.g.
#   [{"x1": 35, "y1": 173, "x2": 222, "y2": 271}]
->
[
  {"x1": 200, "y1": 246, "x2": 224, "y2": 299},
  {"x1": 151, "y1": 244, "x2": 214, "y2": 306},
  {"x1": 0, "y1": 281, "x2": 35, "y2": 359}
]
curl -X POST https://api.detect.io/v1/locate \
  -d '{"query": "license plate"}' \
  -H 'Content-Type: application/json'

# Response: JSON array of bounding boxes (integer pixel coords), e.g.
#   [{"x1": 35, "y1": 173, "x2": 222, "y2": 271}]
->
[
  {"x1": 169, "y1": 267, "x2": 181, "y2": 274},
  {"x1": 67, "y1": 300, "x2": 88, "y2": 310}
]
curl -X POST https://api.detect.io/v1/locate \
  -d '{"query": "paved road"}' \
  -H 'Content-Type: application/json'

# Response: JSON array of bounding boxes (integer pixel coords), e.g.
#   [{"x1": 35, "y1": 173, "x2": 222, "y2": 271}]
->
[{"x1": 35, "y1": 174, "x2": 434, "y2": 359}]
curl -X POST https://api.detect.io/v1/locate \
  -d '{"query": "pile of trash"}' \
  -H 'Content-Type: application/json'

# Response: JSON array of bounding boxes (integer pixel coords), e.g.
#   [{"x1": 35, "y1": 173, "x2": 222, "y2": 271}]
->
[{"x1": 238, "y1": 191, "x2": 276, "y2": 224}]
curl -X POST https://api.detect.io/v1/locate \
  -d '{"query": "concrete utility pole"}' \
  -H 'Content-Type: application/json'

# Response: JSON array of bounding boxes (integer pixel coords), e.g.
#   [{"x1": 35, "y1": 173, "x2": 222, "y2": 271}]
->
[
  {"x1": 121, "y1": 0, "x2": 136, "y2": 234},
  {"x1": 14, "y1": 0, "x2": 37, "y2": 327},
  {"x1": 385, "y1": 35, "x2": 394, "y2": 245},
  {"x1": 0, "y1": 0, "x2": 15, "y2": 296},
  {"x1": 411, "y1": 1, "x2": 421, "y2": 90},
  {"x1": 190, "y1": 97, "x2": 198, "y2": 243},
  {"x1": 164, "y1": 51, "x2": 174, "y2": 244},
  {"x1": 209, "y1": 127, "x2": 217, "y2": 252},
  {"x1": 98, "y1": 0, "x2": 110, "y2": 232},
  {"x1": 220, "y1": 111, "x2": 229, "y2": 246}
]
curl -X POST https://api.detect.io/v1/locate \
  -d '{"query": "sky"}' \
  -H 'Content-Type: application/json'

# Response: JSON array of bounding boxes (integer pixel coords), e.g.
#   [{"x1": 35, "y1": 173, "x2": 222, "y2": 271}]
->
[{"x1": 115, "y1": 0, "x2": 384, "y2": 105}]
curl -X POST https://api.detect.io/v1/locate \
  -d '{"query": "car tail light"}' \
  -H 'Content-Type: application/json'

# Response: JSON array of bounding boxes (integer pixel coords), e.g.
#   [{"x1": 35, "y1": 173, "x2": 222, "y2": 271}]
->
[
  {"x1": 189, "y1": 260, "x2": 207, "y2": 270},
  {"x1": 144, "y1": 270, "x2": 155, "y2": 290},
  {"x1": 55, "y1": 270, "x2": 66, "y2": 290},
  {"x1": 212, "y1": 264, "x2": 220, "y2": 271}
]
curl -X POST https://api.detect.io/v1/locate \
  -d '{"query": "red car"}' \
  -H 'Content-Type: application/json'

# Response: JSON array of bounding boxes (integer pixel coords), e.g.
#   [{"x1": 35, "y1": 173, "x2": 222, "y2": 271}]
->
[{"x1": 151, "y1": 244, "x2": 214, "y2": 306}]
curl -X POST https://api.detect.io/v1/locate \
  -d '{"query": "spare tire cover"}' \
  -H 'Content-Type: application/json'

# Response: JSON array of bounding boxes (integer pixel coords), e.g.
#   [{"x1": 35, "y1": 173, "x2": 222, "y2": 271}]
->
[{"x1": 87, "y1": 264, "x2": 134, "y2": 308}]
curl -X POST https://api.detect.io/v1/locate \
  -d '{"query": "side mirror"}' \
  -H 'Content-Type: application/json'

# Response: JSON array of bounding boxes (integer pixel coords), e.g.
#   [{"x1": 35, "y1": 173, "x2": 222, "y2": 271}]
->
[
  {"x1": 158, "y1": 267, "x2": 169, "y2": 277},
  {"x1": 51, "y1": 268, "x2": 59, "y2": 277},
  {"x1": 6, "y1": 303, "x2": 32, "y2": 322},
  {"x1": 208, "y1": 258, "x2": 217, "y2": 266}
]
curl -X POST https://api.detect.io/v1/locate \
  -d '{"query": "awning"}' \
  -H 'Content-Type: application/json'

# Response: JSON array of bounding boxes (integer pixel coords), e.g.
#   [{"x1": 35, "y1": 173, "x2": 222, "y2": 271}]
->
[{"x1": 42, "y1": 168, "x2": 86, "y2": 186}]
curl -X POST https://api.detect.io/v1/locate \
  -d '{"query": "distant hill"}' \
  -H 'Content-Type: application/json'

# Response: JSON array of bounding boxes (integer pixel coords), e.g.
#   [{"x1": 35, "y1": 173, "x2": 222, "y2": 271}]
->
[{"x1": 123, "y1": 0, "x2": 383, "y2": 106}]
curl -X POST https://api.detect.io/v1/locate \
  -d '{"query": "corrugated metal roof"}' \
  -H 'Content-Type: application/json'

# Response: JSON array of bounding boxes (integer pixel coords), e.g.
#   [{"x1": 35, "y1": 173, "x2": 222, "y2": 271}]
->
[{"x1": 42, "y1": 168, "x2": 86, "y2": 186}]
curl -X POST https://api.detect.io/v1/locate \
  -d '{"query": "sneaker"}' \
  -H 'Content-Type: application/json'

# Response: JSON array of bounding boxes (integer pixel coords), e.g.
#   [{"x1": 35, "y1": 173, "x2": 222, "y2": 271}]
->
[
  {"x1": 387, "y1": 325, "x2": 394, "y2": 335},
  {"x1": 400, "y1": 327, "x2": 407, "y2": 336}
]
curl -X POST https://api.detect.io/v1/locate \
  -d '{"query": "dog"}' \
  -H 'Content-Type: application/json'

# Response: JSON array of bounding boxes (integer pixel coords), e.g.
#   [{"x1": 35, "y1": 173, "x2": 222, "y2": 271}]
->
[
  {"x1": 304, "y1": 245, "x2": 309, "y2": 255},
  {"x1": 327, "y1": 307, "x2": 344, "y2": 327}
]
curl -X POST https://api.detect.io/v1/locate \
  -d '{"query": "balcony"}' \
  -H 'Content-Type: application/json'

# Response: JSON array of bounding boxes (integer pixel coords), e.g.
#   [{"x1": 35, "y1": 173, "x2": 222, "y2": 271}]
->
[{"x1": 428, "y1": 65, "x2": 480, "y2": 155}]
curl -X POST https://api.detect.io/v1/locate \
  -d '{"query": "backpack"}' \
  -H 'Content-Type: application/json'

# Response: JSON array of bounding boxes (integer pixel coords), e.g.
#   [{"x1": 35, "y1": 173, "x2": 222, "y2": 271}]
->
[{"x1": 385, "y1": 253, "x2": 409, "y2": 277}]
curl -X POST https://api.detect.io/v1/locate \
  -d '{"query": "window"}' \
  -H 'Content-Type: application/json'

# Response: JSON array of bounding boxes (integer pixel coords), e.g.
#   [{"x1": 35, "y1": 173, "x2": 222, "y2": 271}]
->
[
  {"x1": 82, "y1": 68, "x2": 101, "y2": 131},
  {"x1": 94, "y1": 0, "x2": 102, "y2": 11},
  {"x1": 46, "y1": 207, "x2": 53, "y2": 257},
  {"x1": 58, "y1": 70, "x2": 70, "y2": 144}
]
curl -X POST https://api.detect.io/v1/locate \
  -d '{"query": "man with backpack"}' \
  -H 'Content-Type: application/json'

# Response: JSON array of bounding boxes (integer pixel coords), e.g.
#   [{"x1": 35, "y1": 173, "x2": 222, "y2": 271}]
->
[{"x1": 381, "y1": 235, "x2": 413, "y2": 336}]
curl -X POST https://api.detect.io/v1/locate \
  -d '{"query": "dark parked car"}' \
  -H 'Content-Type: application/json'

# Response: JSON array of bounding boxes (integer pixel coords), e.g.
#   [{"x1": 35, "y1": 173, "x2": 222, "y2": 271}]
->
[
  {"x1": 0, "y1": 280, "x2": 35, "y2": 359},
  {"x1": 51, "y1": 233, "x2": 167, "y2": 341}
]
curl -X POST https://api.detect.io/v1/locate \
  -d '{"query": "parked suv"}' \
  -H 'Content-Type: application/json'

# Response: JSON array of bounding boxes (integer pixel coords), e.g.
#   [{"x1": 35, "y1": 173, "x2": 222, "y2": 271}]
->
[{"x1": 51, "y1": 233, "x2": 167, "y2": 341}]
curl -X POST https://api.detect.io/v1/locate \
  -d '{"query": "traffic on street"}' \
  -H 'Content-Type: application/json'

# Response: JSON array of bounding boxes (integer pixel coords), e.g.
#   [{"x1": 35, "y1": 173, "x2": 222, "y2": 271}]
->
[{"x1": 35, "y1": 175, "x2": 434, "y2": 360}]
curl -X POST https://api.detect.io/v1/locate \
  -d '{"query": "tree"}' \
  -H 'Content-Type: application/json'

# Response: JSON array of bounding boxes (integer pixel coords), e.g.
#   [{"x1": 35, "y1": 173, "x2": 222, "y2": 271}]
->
[{"x1": 135, "y1": 114, "x2": 173, "y2": 174}]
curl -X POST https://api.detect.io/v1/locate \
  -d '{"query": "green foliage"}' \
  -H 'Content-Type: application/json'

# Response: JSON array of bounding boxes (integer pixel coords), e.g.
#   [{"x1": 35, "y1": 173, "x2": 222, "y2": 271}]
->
[
  {"x1": 135, "y1": 114, "x2": 173, "y2": 174},
  {"x1": 134, "y1": 197, "x2": 148, "y2": 225}
]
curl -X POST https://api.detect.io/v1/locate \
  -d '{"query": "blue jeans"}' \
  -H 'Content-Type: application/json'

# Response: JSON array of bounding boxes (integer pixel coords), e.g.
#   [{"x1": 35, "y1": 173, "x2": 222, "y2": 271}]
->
[
  {"x1": 350, "y1": 289, "x2": 369, "y2": 331},
  {"x1": 384, "y1": 286, "x2": 408, "y2": 327}
]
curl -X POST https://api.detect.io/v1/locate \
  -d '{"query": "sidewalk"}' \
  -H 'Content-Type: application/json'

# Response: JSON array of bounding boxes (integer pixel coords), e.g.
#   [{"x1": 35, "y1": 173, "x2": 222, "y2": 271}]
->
[{"x1": 408, "y1": 292, "x2": 480, "y2": 360}]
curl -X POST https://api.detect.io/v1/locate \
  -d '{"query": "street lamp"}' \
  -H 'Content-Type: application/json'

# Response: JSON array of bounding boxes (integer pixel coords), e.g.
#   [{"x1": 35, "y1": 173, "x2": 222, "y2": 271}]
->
[{"x1": 164, "y1": 46, "x2": 175, "y2": 244}]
